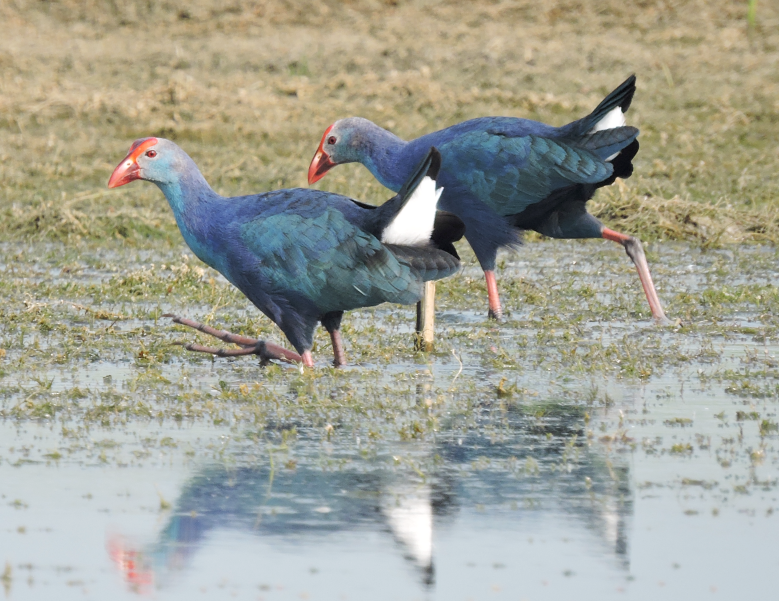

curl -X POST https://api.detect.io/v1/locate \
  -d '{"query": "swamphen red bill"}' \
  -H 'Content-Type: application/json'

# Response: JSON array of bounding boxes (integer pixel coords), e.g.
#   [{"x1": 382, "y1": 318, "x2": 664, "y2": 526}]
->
[
  {"x1": 309, "y1": 75, "x2": 671, "y2": 325},
  {"x1": 108, "y1": 139, "x2": 461, "y2": 367}
]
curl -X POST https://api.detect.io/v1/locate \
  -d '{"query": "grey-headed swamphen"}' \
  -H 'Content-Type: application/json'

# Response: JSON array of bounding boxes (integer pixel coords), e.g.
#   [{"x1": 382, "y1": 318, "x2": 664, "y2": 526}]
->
[
  {"x1": 108, "y1": 138, "x2": 461, "y2": 367},
  {"x1": 308, "y1": 75, "x2": 670, "y2": 324}
]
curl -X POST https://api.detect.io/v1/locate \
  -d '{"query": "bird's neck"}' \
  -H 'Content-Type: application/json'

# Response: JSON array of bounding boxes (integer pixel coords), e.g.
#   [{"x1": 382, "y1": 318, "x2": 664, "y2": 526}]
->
[
  {"x1": 156, "y1": 168, "x2": 216, "y2": 216},
  {"x1": 360, "y1": 127, "x2": 410, "y2": 192},
  {"x1": 155, "y1": 170, "x2": 224, "y2": 267}
]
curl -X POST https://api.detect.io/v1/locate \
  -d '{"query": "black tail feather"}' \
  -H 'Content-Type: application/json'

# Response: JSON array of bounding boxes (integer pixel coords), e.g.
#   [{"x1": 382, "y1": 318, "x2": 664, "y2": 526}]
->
[
  {"x1": 596, "y1": 139, "x2": 639, "y2": 188},
  {"x1": 559, "y1": 125, "x2": 638, "y2": 163},
  {"x1": 563, "y1": 75, "x2": 637, "y2": 137},
  {"x1": 394, "y1": 147, "x2": 441, "y2": 209},
  {"x1": 589, "y1": 74, "x2": 636, "y2": 120},
  {"x1": 573, "y1": 126, "x2": 639, "y2": 152}
]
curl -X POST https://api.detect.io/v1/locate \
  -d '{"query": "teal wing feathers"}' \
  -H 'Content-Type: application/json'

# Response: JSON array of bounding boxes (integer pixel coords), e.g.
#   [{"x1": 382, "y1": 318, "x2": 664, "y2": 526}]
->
[
  {"x1": 439, "y1": 132, "x2": 615, "y2": 216},
  {"x1": 239, "y1": 206, "x2": 423, "y2": 314}
]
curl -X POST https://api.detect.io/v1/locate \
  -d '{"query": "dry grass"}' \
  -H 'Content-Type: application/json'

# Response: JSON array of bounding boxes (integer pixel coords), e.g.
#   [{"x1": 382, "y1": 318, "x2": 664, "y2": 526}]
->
[
  {"x1": 0, "y1": 0, "x2": 777, "y2": 244},
  {"x1": 591, "y1": 181, "x2": 779, "y2": 246}
]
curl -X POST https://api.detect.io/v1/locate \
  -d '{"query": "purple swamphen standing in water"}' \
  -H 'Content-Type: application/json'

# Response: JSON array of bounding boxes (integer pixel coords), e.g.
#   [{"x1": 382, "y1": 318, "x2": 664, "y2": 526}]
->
[
  {"x1": 309, "y1": 75, "x2": 670, "y2": 324},
  {"x1": 108, "y1": 139, "x2": 461, "y2": 367}
]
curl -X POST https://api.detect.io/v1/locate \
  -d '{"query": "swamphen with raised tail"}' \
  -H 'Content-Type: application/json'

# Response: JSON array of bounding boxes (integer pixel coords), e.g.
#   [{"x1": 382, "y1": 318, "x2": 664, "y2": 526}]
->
[
  {"x1": 108, "y1": 139, "x2": 461, "y2": 367},
  {"x1": 309, "y1": 75, "x2": 670, "y2": 324}
]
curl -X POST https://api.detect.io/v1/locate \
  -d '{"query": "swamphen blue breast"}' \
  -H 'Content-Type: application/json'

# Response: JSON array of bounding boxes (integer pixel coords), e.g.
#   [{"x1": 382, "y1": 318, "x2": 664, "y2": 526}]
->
[
  {"x1": 108, "y1": 138, "x2": 461, "y2": 367},
  {"x1": 309, "y1": 75, "x2": 670, "y2": 324}
]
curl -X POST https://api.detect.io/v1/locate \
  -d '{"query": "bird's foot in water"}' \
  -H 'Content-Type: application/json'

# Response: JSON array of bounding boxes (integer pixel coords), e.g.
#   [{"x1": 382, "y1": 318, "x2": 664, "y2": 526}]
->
[
  {"x1": 602, "y1": 230, "x2": 677, "y2": 328},
  {"x1": 654, "y1": 314, "x2": 680, "y2": 327},
  {"x1": 484, "y1": 270, "x2": 504, "y2": 323},
  {"x1": 164, "y1": 315, "x2": 302, "y2": 365},
  {"x1": 488, "y1": 307, "x2": 504, "y2": 322}
]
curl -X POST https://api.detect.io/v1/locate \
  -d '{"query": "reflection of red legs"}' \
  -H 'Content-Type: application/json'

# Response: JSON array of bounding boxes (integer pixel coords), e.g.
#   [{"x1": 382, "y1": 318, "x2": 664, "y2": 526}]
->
[
  {"x1": 601, "y1": 228, "x2": 672, "y2": 325},
  {"x1": 165, "y1": 315, "x2": 304, "y2": 365},
  {"x1": 107, "y1": 535, "x2": 154, "y2": 591},
  {"x1": 485, "y1": 270, "x2": 503, "y2": 321}
]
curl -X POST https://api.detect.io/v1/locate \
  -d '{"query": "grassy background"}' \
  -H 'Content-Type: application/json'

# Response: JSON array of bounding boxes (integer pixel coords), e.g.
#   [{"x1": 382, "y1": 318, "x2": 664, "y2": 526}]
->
[{"x1": 0, "y1": 0, "x2": 777, "y2": 246}]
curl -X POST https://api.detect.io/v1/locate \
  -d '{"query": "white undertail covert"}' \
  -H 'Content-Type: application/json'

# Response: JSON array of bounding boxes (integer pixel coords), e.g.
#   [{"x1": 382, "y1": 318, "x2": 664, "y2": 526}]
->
[
  {"x1": 590, "y1": 106, "x2": 628, "y2": 161},
  {"x1": 381, "y1": 176, "x2": 443, "y2": 246},
  {"x1": 589, "y1": 106, "x2": 627, "y2": 134}
]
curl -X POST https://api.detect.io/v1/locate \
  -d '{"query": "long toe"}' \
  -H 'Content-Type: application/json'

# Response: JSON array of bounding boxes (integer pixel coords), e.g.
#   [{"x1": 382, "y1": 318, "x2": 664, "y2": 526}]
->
[{"x1": 166, "y1": 314, "x2": 260, "y2": 347}]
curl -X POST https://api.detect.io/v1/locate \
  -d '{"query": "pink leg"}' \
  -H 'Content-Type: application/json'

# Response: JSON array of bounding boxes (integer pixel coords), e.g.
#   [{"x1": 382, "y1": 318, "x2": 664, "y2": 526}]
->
[
  {"x1": 165, "y1": 314, "x2": 303, "y2": 364},
  {"x1": 485, "y1": 270, "x2": 503, "y2": 321},
  {"x1": 601, "y1": 228, "x2": 672, "y2": 325},
  {"x1": 301, "y1": 351, "x2": 314, "y2": 368},
  {"x1": 329, "y1": 329, "x2": 346, "y2": 367}
]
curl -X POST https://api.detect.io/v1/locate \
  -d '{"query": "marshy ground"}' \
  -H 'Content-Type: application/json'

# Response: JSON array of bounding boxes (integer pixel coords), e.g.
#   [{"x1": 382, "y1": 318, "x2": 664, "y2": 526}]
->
[{"x1": 1, "y1": 1, "x2": 778, "y2": 599}]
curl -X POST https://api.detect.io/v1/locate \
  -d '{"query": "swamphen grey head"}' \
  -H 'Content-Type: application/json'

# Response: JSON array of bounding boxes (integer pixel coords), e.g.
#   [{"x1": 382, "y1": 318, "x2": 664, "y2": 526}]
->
[
  {"x1": 308, "y1": 117, "x2": 397, "y2": 184},
  {"x1": 108, "y1": 137, "x2": 196, "y2": 188}
]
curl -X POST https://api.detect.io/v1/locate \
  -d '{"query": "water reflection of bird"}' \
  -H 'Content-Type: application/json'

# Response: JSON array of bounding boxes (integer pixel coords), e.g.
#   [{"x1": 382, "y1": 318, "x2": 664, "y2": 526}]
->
[
  {"x1": 309, "y1": 75, "x2": 669, "y2": 324},
  {"x1": 108, "y1": 401, "x2": 631, "y2": 591},
  {"x1": 108, "y1": 141, "x2": 461, "y2": 367}
]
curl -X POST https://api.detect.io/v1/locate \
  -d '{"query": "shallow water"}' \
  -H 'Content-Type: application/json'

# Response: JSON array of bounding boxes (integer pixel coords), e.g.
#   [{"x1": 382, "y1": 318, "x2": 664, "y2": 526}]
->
[{"x1": 2, "y1": 240, "x2": 779, "y2": 600}]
